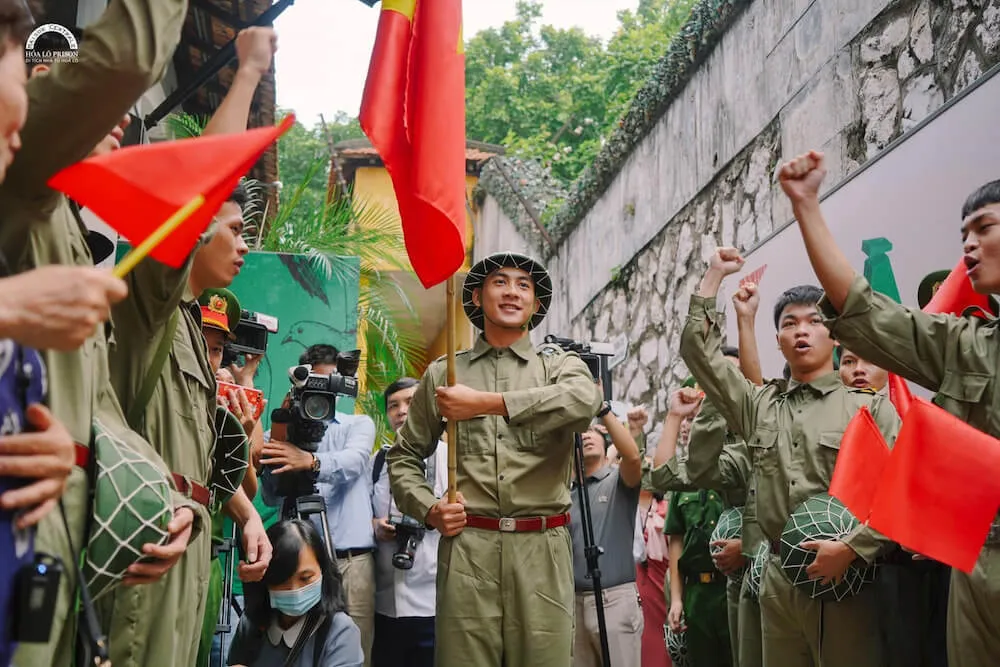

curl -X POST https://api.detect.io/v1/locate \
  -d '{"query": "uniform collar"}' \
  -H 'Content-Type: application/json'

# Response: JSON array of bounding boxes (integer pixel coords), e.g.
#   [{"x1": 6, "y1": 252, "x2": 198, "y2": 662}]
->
[
  {"x1": 468, "y1": 333, "x2": 535, "y2": 362},
  {"x1": 785, "y1": 371, "x2": 842, "y2": 397},
  {"x1": 267, "y1": 615, "x2": 306, "y2": 649}
]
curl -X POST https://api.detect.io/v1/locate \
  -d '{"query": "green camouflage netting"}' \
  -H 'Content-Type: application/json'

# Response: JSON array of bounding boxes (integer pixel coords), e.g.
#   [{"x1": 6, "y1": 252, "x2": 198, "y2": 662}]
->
[
  {"x1": 664, "y1": 625, "x2": 689, "y2": 667},
  {"x1": 780, "y1": 494, "x2": 878, "y2": 602},
  {"x1": 210, "y1": 406, "x2": 249, "y2": 507},
  {"x1": 710, "y1": 506, "x2": 745, "y2": 581},
  {"x1": 84, "y1": 420, "x2": 173, "y2": 600},
  {"x1": 746, "y1": 541, "x2": 769, "y2": 599}
]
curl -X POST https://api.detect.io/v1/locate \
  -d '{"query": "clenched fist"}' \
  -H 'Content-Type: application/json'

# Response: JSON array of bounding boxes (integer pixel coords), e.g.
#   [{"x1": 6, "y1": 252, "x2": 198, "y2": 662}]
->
[
  {"x1": 732, "y1": 281, "x2": 760, "y2": 319},
  {"x1": 235, "y1": 27, "x2": 278, "y2": 78},
  {"x1": 708, "y1": 247, "x2": 745, "y2": 277},
  {"x1": 778, "y1": 150, "x2": 827, "y2": 205}
]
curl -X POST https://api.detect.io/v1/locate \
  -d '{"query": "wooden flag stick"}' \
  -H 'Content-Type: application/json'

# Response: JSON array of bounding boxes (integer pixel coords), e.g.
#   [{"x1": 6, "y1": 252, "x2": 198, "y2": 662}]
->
[
  {"x1": 446, "y1": 273, "x2": 458, "y2": 503},
  {"x1": 112, "y1": 194, "x2": 207, "y2": 278}
]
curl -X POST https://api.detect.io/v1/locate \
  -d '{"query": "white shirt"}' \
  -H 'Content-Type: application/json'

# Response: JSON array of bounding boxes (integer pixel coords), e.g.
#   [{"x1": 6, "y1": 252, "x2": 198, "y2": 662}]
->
[
  {"x1": 266, "y1": 616, "x2": 306, "y2": 649},
  {"x1": 371, "y1": 441, "x2": 448, "y2": 618}
]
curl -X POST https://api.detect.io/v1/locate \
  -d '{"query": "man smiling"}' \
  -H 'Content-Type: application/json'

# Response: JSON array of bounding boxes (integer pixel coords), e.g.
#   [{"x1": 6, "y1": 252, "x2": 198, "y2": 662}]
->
[{"x1": 389, "y1": 251, "x2": 601, "y2": 667}]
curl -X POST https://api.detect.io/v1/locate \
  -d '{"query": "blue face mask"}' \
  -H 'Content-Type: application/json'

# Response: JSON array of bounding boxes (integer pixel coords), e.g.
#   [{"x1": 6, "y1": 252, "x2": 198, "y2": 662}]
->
[{"x1": 269, "y1": 576, "x2": 323, "y2": 617}]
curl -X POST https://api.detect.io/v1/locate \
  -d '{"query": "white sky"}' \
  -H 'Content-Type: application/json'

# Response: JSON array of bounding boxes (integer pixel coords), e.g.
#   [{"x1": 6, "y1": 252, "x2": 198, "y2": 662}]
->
[{"x1": 273, "y1": 0, "x2": 640, "y2": 127}]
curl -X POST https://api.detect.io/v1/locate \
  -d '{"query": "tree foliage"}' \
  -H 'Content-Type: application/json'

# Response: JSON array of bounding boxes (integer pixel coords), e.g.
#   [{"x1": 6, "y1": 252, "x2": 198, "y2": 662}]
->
[{"x1": 465, "y1": 0, "x2": 697, "y2": 183}]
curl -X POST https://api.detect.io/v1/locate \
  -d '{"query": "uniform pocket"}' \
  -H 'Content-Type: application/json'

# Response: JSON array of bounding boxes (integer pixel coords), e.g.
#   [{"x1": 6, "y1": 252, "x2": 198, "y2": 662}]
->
[
  {"x1": 747, "y1": 428, "x2": 779, "y2": 474},
  {"x1": 456, "y1": 416, "x2": 492, "y2": 455},
  {"x1": 170, "y1": 338, "x2": 213, "y2": 422}
]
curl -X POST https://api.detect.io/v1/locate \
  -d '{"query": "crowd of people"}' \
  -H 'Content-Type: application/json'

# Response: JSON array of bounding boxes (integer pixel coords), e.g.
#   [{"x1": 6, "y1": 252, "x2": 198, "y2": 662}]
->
[{"x1": 0, "y1": 1, "x2": 998, "y2": 667}]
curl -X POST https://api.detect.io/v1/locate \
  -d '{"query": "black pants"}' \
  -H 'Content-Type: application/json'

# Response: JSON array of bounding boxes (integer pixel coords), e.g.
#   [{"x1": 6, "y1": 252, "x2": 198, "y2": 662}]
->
[
  {"x1": 372, "y1": 614, "x2": 435, "y2": 667},
  {"x1": 877, "y1": 561, "x2": 950, "y2": 667}
]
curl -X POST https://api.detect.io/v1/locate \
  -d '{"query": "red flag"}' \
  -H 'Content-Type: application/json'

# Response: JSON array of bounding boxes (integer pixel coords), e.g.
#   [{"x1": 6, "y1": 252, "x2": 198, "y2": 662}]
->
[
  {"x1": 869, "y1": 398, "x2": 1000, "y2": 572},
  {"x1": 923, "y1": 258, "x2": 992, "y2": 317},
  {"x1": 740, "y1": 264, "x2": 767, "y2": 289},
  {"x1": 48, "y1": 116, "x2": 294, "y2": 268},
  {"x1": 360, "y1": 0, "x2": 467, "y2": 288},
  {"x1": 829, "y1": 407, "x2": 891, "y2": 520},
  {"x1": 886, "y1": 373, "x2": 914, "y2": 419}
]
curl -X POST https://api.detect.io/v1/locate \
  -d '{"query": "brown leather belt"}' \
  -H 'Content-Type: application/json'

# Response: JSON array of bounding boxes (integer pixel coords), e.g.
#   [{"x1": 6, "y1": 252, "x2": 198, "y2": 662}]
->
[
  {"x1": 75, "y1": 443, "x2": 211, "y2": 507},
  {"x1": 685, "y1": 571, "x2": 722, "y2": 585},
  {"x1": 465, "y1": 512, "x2": 570, "y2": 533}
]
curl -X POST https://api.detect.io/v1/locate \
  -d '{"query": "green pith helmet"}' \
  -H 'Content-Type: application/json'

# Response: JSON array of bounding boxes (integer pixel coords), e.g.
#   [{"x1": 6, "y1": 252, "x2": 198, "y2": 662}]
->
[
  {"x1": 198, "y1": 287, "x2": 242, "y2": 339},
  {"x1": 710, "y1": 506, "x2": 746, "y2": 581},
  {"x1": 681, "y1": 376, "x2": 697, "y2": 389},
  {"x1": 746, "y1": 541, "x2": 769, "y2": 599},
  {"x1": 916, "y1": 270, "x2": 950, "y2": 310},
  {"x1": 664, "y1": 625, "x2": 689, "y2": 667},
  {"x1": 83, "y1": 420, "x2": 173, "y2": 600},
  {"x1": 209, "y1": 406, "x2": 249, "y2": 507},
  {"x1": 780, "y1": 493, "x2": 878, "y2": 602}
]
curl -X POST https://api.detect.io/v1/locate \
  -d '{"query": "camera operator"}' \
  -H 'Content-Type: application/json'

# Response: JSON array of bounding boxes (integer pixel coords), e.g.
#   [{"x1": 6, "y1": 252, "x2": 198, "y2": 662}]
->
[
  {"x1": 570, "y1": 405, "x2": 644, "y2": 667},
  {"x1": 261, "y1": 344, "x2": 377, "y2": 667},
  {"x1": 370, "y1": 377, "x2": 447, "y2": 667}
]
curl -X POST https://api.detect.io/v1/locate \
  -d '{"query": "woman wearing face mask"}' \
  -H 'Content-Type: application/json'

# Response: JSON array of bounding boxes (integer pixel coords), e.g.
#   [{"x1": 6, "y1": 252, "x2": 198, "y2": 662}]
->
[{"x1": 228, "y1": 519, "x2": 363, "y2": 667}]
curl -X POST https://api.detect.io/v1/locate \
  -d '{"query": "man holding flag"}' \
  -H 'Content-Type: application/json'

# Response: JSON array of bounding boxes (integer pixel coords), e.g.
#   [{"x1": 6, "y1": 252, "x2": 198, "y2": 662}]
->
[
  {"x1": 0, "y1": 1, "x2": 194, "y2": 665},
  {"x1": 779, "y1": 151, "x2": 1000, "y2": 667}
]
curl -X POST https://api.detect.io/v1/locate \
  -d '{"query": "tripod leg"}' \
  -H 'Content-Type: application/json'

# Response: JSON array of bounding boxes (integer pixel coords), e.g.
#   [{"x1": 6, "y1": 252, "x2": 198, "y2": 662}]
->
[{"x1": 574, "y1": 433, "x2": 612, "y2": 667}]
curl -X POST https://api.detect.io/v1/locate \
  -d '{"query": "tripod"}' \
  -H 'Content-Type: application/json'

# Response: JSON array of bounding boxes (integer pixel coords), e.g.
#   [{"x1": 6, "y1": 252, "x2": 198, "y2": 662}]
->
[
  {"x1": 284, "y1": 484, "x2": 337, "y2": 559},
  {"x1": 574, "y1": 432, "x2": 612, "y2": 667}
]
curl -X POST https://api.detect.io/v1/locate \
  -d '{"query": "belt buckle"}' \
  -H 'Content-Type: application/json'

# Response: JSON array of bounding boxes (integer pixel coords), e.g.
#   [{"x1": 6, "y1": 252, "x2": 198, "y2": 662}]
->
[
  {"x1": 499, "y1": 517, "x2": 516, "y2": 532},
  {"x1": 699, "y1": 572, "x2": 712, "y2": 584}
]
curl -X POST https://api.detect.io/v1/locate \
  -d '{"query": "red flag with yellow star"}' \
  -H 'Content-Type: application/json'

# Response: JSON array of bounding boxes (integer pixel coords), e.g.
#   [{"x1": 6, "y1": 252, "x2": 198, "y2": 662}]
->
[{"x1": 359, "y1": 0, "x2": 466, "y2": 289}]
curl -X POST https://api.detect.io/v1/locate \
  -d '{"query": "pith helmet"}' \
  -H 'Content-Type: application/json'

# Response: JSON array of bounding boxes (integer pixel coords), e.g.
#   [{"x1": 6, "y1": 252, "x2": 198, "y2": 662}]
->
[
  {"x1": 664, "y1": 625, "x2": 689, "y2": 667},
  {"x1": 780, "y1": 493, "x2": 877, "y2": 602},
  {"x1": 746, "y1": 541, "x2": 770, "y2": 599},
  {"x1": 916, "y1": 270, "x2": 950, "y2": 310},
  {"x1": 462, "y1": 252, "x2": 552, "y2": 330},
  {"x1": 210, "y1": 406, "x2": 249, "y2": 506},
  {"x1": 710, "y1": 506, "x2": 746, "y2": 581}
]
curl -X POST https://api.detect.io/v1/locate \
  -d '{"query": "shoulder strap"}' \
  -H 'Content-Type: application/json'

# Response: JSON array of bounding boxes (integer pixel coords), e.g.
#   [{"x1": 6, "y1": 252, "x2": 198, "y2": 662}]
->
[
  {"x1": 127, "y1": 309, "x2": 179, "y2": 430},
  {"x1": 312, "y1": 615, "x2": 332, "y2": 667},
  {"x1": 280, "y1": 611, "x2": 323, "y2": 667},
  {"x1": 372, "y1": 446, "x2": 388, "y2": 487}
]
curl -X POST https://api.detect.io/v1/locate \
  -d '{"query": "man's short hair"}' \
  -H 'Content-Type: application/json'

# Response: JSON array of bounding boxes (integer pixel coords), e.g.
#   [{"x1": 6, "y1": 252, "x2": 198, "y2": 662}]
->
[
  {"x1": 383, "y1": 377, "x2": 418, "y2": 408},
  {"x1": 721, "y1": 346, "x2": 739, "y2": 359},
  {"x1": 299, "y1": 344, "x2": 339, "y2": 367},
  {"x1": 0, "y1": 0, "x2": 36, "y2": 57},
  {"x1": 229, "y1": 180, "x2": 250, "y2": 212},
  {"x1": 772, "y1": 285, "x2": 824, "y2": 329},
  {"x1": 962, "y1": 180, "x2": 1000, "y2": 220}
]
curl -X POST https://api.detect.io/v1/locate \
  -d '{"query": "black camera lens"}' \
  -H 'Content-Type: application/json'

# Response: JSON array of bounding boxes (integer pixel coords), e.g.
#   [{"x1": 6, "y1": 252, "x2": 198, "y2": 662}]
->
[{"x1": 302, "y1": 393, "x2": 334, "y2": 421}]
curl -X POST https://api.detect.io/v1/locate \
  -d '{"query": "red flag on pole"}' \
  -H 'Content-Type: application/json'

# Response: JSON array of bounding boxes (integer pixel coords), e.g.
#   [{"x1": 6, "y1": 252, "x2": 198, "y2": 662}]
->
[
  {"x1": 869, "y1": 398, "x2": 1000, "y2": 572},
  {"x1": 923, "y1": 258, "x2": 992, "y2": 317},
  {"x1": 359, "y1": 0, "x2": 467, "y2": 289},
  {"x1": 48, "y1": 116, "x2": 294, "y2": 268},
  {"x1": 886, "y1": 373, "x2": 914, "y2": 419},
  {"x1": 829, "y1": 407, "x2": 891, "y2": 520}
]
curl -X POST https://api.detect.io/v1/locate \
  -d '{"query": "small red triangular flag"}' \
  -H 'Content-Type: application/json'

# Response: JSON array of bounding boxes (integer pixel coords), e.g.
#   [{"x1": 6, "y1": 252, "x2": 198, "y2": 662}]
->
[
  {"x1": 869, "y1": 398, "x2": 1000, "y2": 572},
  {"x1": 48, "y1": 116, "x2": 295, "y2": 269},
  {"x1": 923, "y1": 258, "x2": 992, "y2": 317},
  {"x1": 740, "y1": 264, "x2": 767, "y2": 289},
  {"x1": 886, "y1": 373, "x2": 914, "y2": 419},
  {"x1": 829, "y1": 406, "x2": 891, "y2": 520}
]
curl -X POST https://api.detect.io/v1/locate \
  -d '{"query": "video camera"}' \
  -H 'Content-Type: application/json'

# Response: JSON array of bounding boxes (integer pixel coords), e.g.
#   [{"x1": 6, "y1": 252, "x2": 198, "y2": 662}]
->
[
  {"x1": 544, "y1": 335, "x2": 615, "y2": 402},
  {"x1": 222, "y1": 309, "x2": 279, "y2": 368},
  {"x1": 270, "y1": 350, "x2": 361, "y2": 502}
]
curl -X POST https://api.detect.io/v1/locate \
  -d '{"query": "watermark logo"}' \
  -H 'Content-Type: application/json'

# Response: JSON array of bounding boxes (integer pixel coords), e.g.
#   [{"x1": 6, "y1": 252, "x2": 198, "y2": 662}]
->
[{"x1": 24, "y1": 23, "x2": 79, "y2": 65}]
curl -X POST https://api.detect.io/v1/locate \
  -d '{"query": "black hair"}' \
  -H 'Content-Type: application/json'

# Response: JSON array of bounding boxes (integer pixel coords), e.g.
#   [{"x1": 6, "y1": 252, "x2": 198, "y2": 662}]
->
[
  {"x1": 299, "y1": 344, "x2": 339, "y2": 367},
  {"x1": 782, "y1": 362, "x2": 791, "y2": 381},
  {"x1": 962, "y1": 180, "x2": 1000, "y2": 220},
  {"x1": 228, "y1": 180, "x2": 249, "y2": 211},
  {"x1": 1, "y1": 0, "x2": 36, "y2": 58},
  {"x1": 772, "y1": 285, "x2": 824, "y2": 329},
  {"x1": 721, "y1": 346, "x2": 739, "y2": 359},
  {"x1": 243, "y1": 519, "x2": 346, "y2": 629},
  {"x1": 383, "y1": 377, "x2": 418, "y2": 409}
]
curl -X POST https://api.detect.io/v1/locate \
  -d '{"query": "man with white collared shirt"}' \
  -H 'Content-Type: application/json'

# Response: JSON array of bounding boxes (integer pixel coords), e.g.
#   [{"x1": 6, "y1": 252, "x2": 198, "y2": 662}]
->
[
  {"x1": 370, "y1": 377, "x2": 446, "y2": 667},
  {"x1": 260, "y1": 344, "x2": 377, "y2": 667}
]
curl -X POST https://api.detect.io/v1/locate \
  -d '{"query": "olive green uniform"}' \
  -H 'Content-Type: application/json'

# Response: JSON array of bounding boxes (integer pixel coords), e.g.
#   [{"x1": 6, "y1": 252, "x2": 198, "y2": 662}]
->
[
  {"x1": 105, "y1": 258, "x2": 216, "y2": 667},
  {"x1": 665, "y1": 489, "x2": 732, "y2": 667},
  {"x1": 0, "y1": 2, "x2": 188, "y2": 665},
  {"x1": 646, "y1": 398, "x2": 756, "y2": 667},
  {"x1": 389, "y1": 335, "x2": 601, "y2": 667},
  {"x1": 680, "y1": 294, "x2": 899, "y2": 667},
  {"x1": 820, "y1": 274, "x2": 1000, "y2": 667}
]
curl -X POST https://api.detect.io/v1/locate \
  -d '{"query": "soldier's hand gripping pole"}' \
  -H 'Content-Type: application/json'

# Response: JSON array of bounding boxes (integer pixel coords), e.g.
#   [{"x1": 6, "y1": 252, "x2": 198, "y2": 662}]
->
[{"x1": 575, "y1": 432, "x2": 612, "y2": 667}]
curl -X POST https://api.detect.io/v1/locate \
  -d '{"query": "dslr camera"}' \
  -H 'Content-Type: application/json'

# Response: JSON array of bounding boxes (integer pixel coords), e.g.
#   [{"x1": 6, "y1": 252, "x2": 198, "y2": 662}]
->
[
  {"x1": 388, "y1": 514, "x2": 426, "y2": 570},
  {"x1": 269, "y1": 350, "x2": 361, "y2": 499},
  {"x1": 544, "y1": 335, "x2": 615, "y2": 402},
  {"x1": 222, "y1": 309, "x2": 279, "y2": 367}
]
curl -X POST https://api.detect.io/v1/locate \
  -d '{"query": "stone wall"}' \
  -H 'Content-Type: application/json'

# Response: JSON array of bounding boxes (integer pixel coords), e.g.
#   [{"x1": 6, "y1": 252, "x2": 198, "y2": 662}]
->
[{"x1": 474, "y1": 0, "x2": 1000, "y2": 442}]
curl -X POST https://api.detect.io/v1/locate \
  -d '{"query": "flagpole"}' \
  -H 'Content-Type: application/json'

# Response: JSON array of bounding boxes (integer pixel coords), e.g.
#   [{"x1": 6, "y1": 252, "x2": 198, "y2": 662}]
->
[
  {"x1": 112, "y1": 194, "x2": 207, "y2": 278},
  {"x1": 446, "y1": 273, "x2": 458, "y2": 504}
]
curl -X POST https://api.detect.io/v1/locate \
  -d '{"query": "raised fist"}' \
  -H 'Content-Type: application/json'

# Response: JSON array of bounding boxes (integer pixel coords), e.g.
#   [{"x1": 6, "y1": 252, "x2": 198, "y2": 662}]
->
[
  {"x1": 668, "y1": 387, "x2": 703, "y2": 419},
  {"x1": 709, "y1": 247, "x2": 745, "y2": 277},
  {"x1": 236, "y1": 27, "x2": 278, "y2": 77},
  {"x1": 778, "y1": 150, "x2": 827, "y2": 204},
  {"x1": 733, "y1": 282, "x2": 760, "y2": 319}
]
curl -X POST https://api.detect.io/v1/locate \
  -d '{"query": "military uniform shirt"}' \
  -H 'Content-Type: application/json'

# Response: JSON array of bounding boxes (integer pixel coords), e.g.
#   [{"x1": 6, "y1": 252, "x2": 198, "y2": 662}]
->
[
  {"x1": 665, "y1": 489, "x2": 726, "y2": 576},
  {"x1": 389, "y1": 334, "x2": 601, "y2": 522},
  {"x1": 570, "y1": 465, "x2": 640, "y2": 591},
  {"x1": 679, "y1": 294, "x2": 900, "y2": 563}
]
